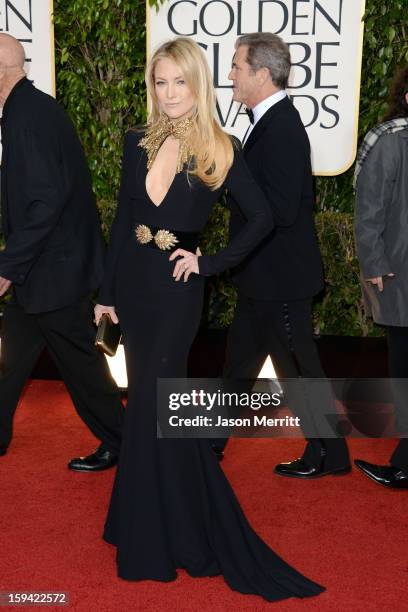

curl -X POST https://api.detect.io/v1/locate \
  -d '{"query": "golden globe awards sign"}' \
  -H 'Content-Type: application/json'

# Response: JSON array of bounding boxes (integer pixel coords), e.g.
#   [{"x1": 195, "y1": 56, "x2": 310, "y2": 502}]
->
[
  {"x1": 148, "y1": 0, "x2": 366, "y2": 175},
  {"x1": 0, "y1": 0, "x2": 55, "y2": 95}
]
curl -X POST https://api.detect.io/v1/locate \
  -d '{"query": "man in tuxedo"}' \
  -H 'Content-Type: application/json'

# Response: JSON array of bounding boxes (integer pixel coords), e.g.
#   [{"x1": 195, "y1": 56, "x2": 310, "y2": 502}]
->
[
  {"x1": 0, "y1": 33, "x2": 122, "y2": 471},
  {"x1": 216, "y1": 32, "x2": 350, "y2": 478}
]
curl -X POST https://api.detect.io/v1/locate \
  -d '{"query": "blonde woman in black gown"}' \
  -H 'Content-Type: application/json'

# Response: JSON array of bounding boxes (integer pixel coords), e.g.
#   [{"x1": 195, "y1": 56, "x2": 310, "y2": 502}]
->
[{"x1": 95, "y1": 37, "x2": 324, "y2": 602}]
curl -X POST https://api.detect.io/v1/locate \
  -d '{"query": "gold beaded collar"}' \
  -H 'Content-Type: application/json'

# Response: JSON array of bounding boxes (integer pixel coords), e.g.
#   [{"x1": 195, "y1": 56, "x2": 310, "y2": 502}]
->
[{"x1": 138, "y1": 114, "x2": 194, "y2": 173}]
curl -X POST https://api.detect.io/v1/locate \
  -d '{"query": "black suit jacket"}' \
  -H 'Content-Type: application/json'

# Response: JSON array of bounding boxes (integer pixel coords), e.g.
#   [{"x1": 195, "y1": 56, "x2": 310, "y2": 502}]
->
[
  {"x1": 228, "y1": 96, "x2": 324, "y2": 301},
  {"x1": 0, "y1": 78, "x2": 105, "y2": 313}
]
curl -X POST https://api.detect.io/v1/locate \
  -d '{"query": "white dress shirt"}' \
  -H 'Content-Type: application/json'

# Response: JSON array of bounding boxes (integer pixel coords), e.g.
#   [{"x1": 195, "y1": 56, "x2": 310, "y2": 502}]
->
[{"x1": 242, "y1": 89, "x2": 287, "y2": 145}]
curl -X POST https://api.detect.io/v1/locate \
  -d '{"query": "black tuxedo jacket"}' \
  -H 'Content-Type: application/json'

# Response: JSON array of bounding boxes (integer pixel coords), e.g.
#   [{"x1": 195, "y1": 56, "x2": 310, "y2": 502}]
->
[
  {"x1": 228, "y1": 96, "x2": 324, "y2": 301},
  {"x1": 0, "y1": 78, "x2": 105, "y2": 313}
]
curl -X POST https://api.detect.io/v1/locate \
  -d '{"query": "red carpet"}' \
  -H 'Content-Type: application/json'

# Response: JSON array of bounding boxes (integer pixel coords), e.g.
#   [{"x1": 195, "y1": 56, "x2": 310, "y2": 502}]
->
[{"x1": 0, "y1": 380, "x2": 406, "y2": 611}]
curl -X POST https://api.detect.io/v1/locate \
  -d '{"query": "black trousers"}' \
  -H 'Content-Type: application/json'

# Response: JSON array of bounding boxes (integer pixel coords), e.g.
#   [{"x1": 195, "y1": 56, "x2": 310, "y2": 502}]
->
[
  {"x1": 215, "y1": 293, "x2": 349, "y2": 470},
  {"x1": 0, "y1": 296, "x2": 123, "y2": 453},
  {"x1": 390, "y1": 439, "x2": 408, "y2": 472},
  {"x1": 387, "y1": 326, "x2": 408, "y2": 472}
]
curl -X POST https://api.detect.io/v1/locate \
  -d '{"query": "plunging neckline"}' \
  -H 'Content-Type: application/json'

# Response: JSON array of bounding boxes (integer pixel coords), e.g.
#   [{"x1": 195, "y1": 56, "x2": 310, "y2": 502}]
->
[
  {"x1": 144, "y1": 138, "x2": 181, "y2": 208},
  {"x1": 144, "y1": 170, "x2": 177, "y2": 208}
]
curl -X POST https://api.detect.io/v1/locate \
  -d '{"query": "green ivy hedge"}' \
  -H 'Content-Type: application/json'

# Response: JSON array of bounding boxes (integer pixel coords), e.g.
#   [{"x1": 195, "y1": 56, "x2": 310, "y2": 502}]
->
[
  {"x1": 315, "y1": 1, "x2": 408, "y2": 214},
  {"x1": 1, "y1": 0, "x2": 407, "y2": 336}
]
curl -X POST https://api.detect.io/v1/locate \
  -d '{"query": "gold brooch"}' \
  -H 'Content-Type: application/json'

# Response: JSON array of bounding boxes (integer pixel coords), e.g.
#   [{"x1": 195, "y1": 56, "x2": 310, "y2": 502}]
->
[
  {"x1": 135, "y1": 225, "x2": 179, "y2": 251},
  {"x1": 135, "y1": 224, "x2": 153, "y2": 244},
  {"x1": 154, "y1": 229, "x2": 179, "y2": 251}
]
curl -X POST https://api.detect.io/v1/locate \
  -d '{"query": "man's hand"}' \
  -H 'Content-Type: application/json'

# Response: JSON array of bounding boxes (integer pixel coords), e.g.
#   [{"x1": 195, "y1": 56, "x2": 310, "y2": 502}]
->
[
  {"x1": 0, "y1": 276, "x2": 12, "y2": 296},
  {"x1": 366, "y1": 273, "x2": 395, "y2": 292}
]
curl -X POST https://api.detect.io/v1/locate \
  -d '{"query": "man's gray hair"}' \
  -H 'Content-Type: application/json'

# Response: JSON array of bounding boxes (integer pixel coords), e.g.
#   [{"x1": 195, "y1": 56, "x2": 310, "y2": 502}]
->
[{"x1": 235, "y1": 33, "x2": 291, "y2": 89}]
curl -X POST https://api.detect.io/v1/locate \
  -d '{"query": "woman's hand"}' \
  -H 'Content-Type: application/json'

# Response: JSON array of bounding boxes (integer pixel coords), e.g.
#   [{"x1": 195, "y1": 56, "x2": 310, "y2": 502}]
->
[
  {"x1": 169, "y1": 248, "x2": 200, "y2": 282},
  {"x1": 94, "y1": 304, "x2": 119, "y2": 325}
]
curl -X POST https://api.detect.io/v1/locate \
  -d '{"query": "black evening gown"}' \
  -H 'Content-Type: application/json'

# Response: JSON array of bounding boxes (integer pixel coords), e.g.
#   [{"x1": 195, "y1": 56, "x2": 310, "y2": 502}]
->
[{"x1": 98, "y1": 130, "x2": 325, "y2": 601}]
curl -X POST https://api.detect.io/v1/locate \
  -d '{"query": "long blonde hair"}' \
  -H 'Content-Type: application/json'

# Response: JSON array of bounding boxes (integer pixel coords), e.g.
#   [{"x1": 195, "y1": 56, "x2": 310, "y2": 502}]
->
[{"x1": 145, "y1": 37, "x2": 234, "y2": 190}]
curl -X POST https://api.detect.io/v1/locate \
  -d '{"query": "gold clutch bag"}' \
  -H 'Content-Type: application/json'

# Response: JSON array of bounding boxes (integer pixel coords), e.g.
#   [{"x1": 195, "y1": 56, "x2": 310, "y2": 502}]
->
[{"x1": 95, "y1": 313, "x2": 122, "y2": 357}]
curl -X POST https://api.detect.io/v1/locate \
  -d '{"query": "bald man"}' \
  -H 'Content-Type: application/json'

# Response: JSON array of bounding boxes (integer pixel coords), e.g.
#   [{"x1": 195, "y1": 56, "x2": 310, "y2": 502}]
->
[{"x1": 0, "y1": 34, "x2": 123, "y2": 470}]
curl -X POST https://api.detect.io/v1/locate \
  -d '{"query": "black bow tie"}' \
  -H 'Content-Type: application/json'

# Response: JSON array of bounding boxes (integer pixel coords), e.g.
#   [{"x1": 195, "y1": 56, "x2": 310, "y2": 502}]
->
[{"x1": 245, "y1": 107, "x2": 254, "y2": 124}]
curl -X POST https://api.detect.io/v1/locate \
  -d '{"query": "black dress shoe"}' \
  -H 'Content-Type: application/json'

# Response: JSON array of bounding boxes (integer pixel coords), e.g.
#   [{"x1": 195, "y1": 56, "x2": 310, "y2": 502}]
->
[
  {"x1": 274, "y1": 457, "x2": 351, "y2": 479},
  {"x1": 68, "y1": 447, "x2": 118, "y2": 472},
  {"x1": 0, "y1": 447, "x2": 7, "y2": 457},
  {"x1": 354, "y1": 459, "x2": 408, "y2": 489},
  {"x1": 212, "y1": 446, "x2": 224, "y2": 461}
]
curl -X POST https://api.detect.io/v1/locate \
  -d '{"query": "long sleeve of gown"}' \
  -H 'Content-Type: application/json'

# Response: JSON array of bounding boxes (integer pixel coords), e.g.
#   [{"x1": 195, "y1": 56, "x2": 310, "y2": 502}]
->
[
  {"x1": 98, "y1": 131, "x2": 141, "y2": 305},
  {"x1": 198, "y1": 147, "x2": 274, "y2": 276}
]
